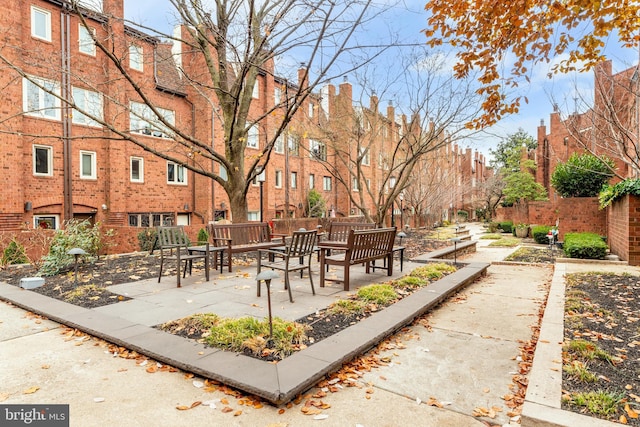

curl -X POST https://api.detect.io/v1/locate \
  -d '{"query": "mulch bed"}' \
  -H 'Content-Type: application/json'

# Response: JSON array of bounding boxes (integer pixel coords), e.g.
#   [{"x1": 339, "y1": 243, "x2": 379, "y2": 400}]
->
[{"x1": 562, "y1": 272, "x2": 640, "y2": 424}]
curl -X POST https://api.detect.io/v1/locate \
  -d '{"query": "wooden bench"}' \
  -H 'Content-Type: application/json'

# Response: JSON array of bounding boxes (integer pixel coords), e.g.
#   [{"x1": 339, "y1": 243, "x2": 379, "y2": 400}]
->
[
  {"x1": 319, "y1": 227, "x2": 397, "y2": 291},
  {"x1": 322, "y1": 221, "x2": 376, "y2": 242},
  {"x1": 156, "y1": 226, "x2": 209, "y2": 288},
  {"x1": 208, "y1": 222, "x2": 285, "y2": 272}
]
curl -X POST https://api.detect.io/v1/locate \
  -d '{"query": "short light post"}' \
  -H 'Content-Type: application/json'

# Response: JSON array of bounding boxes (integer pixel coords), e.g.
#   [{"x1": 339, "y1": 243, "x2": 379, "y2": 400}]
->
[
  {"x1": 450, "y1": 237, "x2": 461, "y2": 266},
  {"x1": 396, "y1": 231, "x2": 407, "y2": 246},
  {"x1": 256, "y1": 270, "x2": 279, "y2": 339},
  {"x1": 257, "y1": 170, "x2": 266, "y2": 223},
  {"x1": 67, "y1": 248, "x2": 88, "y2": 287}
]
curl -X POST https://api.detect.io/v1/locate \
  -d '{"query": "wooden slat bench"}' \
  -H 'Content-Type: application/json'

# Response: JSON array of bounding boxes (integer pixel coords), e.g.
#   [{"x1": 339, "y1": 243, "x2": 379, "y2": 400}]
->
[
  {"x1": 319, "y1": 227, "x2": 397, "y2": 291},
  {"x1": 322, "y1": 221, "x2": 376, "y2": 242},
  {"x1": 208, "y1": 222, "x2": 285, "y2": 272}
]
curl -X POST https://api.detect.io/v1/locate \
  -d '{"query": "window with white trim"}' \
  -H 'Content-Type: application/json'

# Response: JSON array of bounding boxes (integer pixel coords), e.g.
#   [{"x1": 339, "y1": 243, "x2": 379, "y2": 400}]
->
[
  {"x1": 78, "y1": 25, "x2": 96, "y2": 55},
  {"x1": 323, "y1": 176, "x2": 331, "y2": 191},
  {"x1": 80, "y1": 151, "x2": 96, "y2": 179},
  {"x1": 129, "y1": 44, "x2": 143, "y2": 71},
  {"x1": 247, "y1": 124, "x2": 259, "y2": 148},
  {"x1": 34, "y1": 215, "x2": 59, "y2": 230},
  {"x1": 72, "y1": 87, "x2": 102, "y2": 126},
  {"x1": 252, "y1": 80, "x2": 259, "y2": 99},
  {"x1": 247, "y1": 212, "x2": 260, "y2": 221},
  {"x1": 128, "y1": 212, "x2": 174, "y2": 227},
  {"x1": 275, "y1": 170, "x2": 282, "y2": 188},
  {"x1": 352, "y1": 177, "x2": 359, "y2": 191},
  {"x1": 360, "y1": 147, "x2": 370, "y2": 166},
  {"x1": 31, "y1": 6, "x2": 51, "y2": 42},
  {"x1": 288, "y1": 136, "x2": 299, "y2": 156},
  {"x1": 33, "y1": 145, "x2": 53, "y2": 176},
  {"x1": 290, "y1": 171, "x2": 297, "y2": 189},
  {"x1": 274, "y1": 135, "x2": 284, "y2": 153},
  {"x1": 308, "y1": 103, "x2": 314, "y2": 118},
  {"x1": 309, "y1": 139, "x2": 326, "y2": 161},
  {"x1": 167, "y1": 162, "x2": 187, "y2": 185},
  {"x1": 309, "y1": 174, "x2": 315, "y2": 189},
  {"x1": 219, "y1": 164, "x2": 228, "y2": 181},
  {"x1": 130, "y1": 157, "x2": 144, "y2": 182},
  {"x1": 130, "y1": 102, "x2": 174, "y2": 138},
  {"x1": 23, "y1": 77, "x2": 61, "y2": 120},
  {"x1": 274, "y1": 86, "x2": 282, "y2": 105}
]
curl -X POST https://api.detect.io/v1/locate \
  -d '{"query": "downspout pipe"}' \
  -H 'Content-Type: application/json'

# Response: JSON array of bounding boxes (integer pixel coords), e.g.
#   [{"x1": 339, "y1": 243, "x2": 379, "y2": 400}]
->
[{"x1": 61, "y1": 8, "x2": 73, "y2": 222}]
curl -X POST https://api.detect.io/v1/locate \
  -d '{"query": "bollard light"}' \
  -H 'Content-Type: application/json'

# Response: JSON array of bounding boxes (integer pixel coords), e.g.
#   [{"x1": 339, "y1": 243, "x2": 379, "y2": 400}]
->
[
  {"x1": 450, "y1": 237, "x2": 462, "y2": 266},
  {"x1": 67, "y1": 248, "x2": 88, "y2": 287},
  {"x1": 256, "y1": 270, "x2": 279, "y2": 339},
  {"x1": 397, "y1": 231, "x2": 407, "y2": 246}
]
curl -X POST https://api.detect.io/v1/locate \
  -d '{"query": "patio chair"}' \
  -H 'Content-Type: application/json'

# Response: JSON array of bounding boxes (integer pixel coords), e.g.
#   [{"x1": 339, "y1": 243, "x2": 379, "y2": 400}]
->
[
  {"x1": 257, "y1": 229, "x2": 317, "y2": 303},
  {"x1": 157, "y1": 226, "x2": 209, "y2": 287}
]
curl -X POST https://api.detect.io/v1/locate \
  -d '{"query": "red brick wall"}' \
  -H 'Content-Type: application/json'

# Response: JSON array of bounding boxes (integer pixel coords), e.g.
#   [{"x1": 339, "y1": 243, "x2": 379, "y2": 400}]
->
[
  {"x1": 496, "y1": 197, "x2": 606, "y2": 240},
  {"x1": 607, "y1": 195, "x2": 640, "y2": 266}
]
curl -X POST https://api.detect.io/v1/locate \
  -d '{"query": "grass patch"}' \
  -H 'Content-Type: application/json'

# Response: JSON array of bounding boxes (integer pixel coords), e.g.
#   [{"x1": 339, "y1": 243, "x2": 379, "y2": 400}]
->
[
  {"x1": 479, "y1": 233, "x2": 503, "y2": 240},
  {"x1": 356, "y1": 284, "x2": 398, "y2": 305},
  {"x1": 565, "y1": 390, "x2": 624, "y2": 416},
  {"x1": 563, "y1": 360, "x2": 599, "y2": 383},
  {"x1": 328, "y1": 299, "x2": 367, "y2": 316},
  {"x1": 488, "y1": 237, "x2": 521, "y2": 247},
  {"x1": 410, "y1": 263, "x2": 457, "y2": 280},
  {"x1": 393, "y1": 276, "x2": 427, "y2": 288},
  {"x1": 565, "y1": 339, "x2": 616, "y2": 364},
  {"x1": 63, "y1": 284, "x2": 103, "y2": 302}
]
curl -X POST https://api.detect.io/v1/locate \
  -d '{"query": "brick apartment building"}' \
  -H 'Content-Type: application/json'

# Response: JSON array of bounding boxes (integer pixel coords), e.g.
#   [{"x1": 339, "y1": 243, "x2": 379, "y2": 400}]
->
[{"x1": 0, "y1": 0, "x2": 488, "y2": 252}]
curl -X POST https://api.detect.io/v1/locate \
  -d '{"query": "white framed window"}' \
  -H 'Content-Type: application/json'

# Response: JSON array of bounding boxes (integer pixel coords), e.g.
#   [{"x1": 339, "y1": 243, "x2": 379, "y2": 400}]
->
[
  {"x1": 128, "y1": 212, "x2": 174, "y2": 227},
  {"x1": 33, "y1": 145, "x2": 53, "y2": 176},
  {"x1": 352, "y1": 177, "x2": 359, "y2": 191},
  {"x1": 275, "y1": 170, "x2": 282, "y2": 188},
  {"x1": 309, "y1": 174, "x2": 315, "y2": 189},
  {"x1": 308, "y1": 103, "x2": 314, "y2": 118},
  {"x1": 360, "y1": 147, "x2": 370, "y2": 166},
  {"x1": 247, "y1": 212, "x2": 260, "y2": 221},
  {"x1": 274, "y1": 135, "x2": 284, "y2": 153},
  {"x1": 177, "y1": 213, "x2": 190, "y2": 225},
  {"x1": 130, "y1": 101, "x2": 174, "y2": 138},
  {"x1": 72, "y1": 87, "x2": 102, "y2": 126},
  {"x1": 252, "y1": 80, "x2": 259, "y2": 99},
  {"x1": 80, "y1": 151, "x2": 96, "y2": 179},
  {"x1": 246, "y1": 124, "x2": 259, "y2": 148},
  {"x1": 31, "y1": 6, "x2": 51, "y2": 42},
  {"x1": 323, "y1": 176, "x2": 331, "y2": 191},
  {"x1": 309, "y1": 139, "x2": 326, "y2": 161},
  {"x1": 219, "y1": 164, "x2": 228, "y2": 181},
  {"x1": 129, "y1": 44, "x2": 143, "y2": 71},
  {"x1": 130, "y1": 157, "x2": 144, "y2": 182},
  {"x1": 34, "y1": 215, "x2": 59, "y2": 230},
  {"x1": 23, "y1": 77, "x2": 61, "y2": 120},
  {"x1": 288, "y1": 136, "x2": 299, "y2": 156},
  {"x1": 167, "y1": 162, "x2": 187, "y2": 185},
  {"x1": 290, "y1": 171, "x2": 297, "y2": 189},
  {"x1": 78, "y1": 25, "x2": 96, "y2": 55},
  {"x1": 274, "y1": 86, "x2": 282, "y2": 105}
]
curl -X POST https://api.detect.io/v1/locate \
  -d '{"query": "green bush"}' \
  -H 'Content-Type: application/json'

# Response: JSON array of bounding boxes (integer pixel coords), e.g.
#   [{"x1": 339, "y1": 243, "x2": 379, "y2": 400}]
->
[
  {"x1": 498, "y1": 221, "x2": 513, "y2": 233},
  {"x1": 531, "y1": 225, "x2": 552, "y2": 244},
  {"x1": 599, "y1": 178, "x2": 640, "y2": 208},
  {"x1": 457, "y1": 210, "x2": 468, "y2": 221},
  {"x1": 551, "y1": 153, "x2": 615, "y2": 198},
  {"x1": 1, "y1": 239, "x2": 29, "y2": 265},
  {"x1": 488, "y1": 222, "x2": 499, "y2": 233},
  {"x1": 563, "y1": 232, "x2": 608, "y2": 260},
  {"x1": 38, "y1": 220, "x2": 105, "y2": 276},
  {"x1": 197, "y1": 228, "x2": 209, "y2": 245},
  {"x1": 137, "y1": 228, "x2": 159, "y2": 252}
]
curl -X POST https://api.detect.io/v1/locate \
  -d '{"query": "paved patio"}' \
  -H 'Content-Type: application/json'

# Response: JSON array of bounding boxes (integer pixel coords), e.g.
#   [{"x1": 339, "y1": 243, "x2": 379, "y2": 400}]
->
[{"x1": 0, "y1": 252, "x2": 488, "y2": 404}]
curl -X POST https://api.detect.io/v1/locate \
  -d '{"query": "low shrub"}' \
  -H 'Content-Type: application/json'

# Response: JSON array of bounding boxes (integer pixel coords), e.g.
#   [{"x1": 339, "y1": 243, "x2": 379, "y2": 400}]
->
[
  {"x1": 197, "y1": 228, "x2": 209, "y2": 245},
  {"x1": 531, "y1": 225, "x2": 552, "y2": 244},
  {"x1": 488, "y1": 222, "x2": 499, "y2": 233},
  {"x1": 137, "y1": 228, "x2": 158, "y2": 252},
  {"x1": 498, "y1": 221, "x2": 513, "y2": 233},
  {"x1": 356, "y1": 284, "x2": 398, "y2": 305},
  {"x1": 563, "y1": 232, "x2": 608, "y2": 259},
  {"x1": 1, "y1": 239, "x2": 29, "y2": 265}
]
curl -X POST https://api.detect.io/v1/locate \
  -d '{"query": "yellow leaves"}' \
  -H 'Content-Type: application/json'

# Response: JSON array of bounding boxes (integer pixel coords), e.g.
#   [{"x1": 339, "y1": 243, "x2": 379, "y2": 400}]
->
[
  {"x1": 23, "y1": 386, "x2": 40, "y2": 395},
  {"x1": 625, "y1": 403, "x2": 639, "y2": 419},
  {"x1": 472, "y1": 405, "x2": 502, "y2": 418},
  {"x1": 176, "y1": 401, "x2": 202, "y2": 411}
]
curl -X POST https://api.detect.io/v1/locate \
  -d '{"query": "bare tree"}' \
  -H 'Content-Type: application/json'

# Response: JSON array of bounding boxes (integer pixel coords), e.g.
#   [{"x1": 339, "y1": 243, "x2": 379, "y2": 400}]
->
[
  {"x1": 305, "y1": 48, "x2": 483, "y2": 225},
  {"x1": 0, "y1": 0, "x2": 394, "y2": 221}
]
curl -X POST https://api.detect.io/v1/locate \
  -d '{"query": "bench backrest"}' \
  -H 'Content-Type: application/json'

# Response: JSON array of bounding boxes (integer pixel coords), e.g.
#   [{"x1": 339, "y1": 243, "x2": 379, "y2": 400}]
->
[
  {"x1": 345, "y1": 227, "x2": 397, "y2": 264},
  {"x1": 157, "y1": 226, "x2": 190, "y2": 249},
  {"x1": 327, "y1": 222, "x2": 376, "y2": 242},
  {"x1": 208, "y1": 222, "x2": 272, "y2": 245}
]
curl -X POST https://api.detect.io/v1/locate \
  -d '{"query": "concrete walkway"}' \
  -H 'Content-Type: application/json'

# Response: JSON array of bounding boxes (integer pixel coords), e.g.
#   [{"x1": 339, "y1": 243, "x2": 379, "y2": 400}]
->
[{"x1": 1, "y1": 223, "x2": 628, "y2": 426}]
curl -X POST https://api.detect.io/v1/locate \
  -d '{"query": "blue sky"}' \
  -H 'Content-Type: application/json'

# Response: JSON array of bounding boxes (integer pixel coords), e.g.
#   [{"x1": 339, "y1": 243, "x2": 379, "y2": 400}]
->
[{"x1": 124, "y1": 1, "x2": 640, "y2": 161}]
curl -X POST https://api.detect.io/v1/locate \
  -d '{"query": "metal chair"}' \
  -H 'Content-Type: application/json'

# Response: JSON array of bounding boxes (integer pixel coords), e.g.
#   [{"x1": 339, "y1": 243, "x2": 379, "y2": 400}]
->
[
  {"x1": 257, "y1": 229, "x2": 317, "y2": 303},
  {"x1": 156, "y1": 226, "x2": 209, "y2": 287}
]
